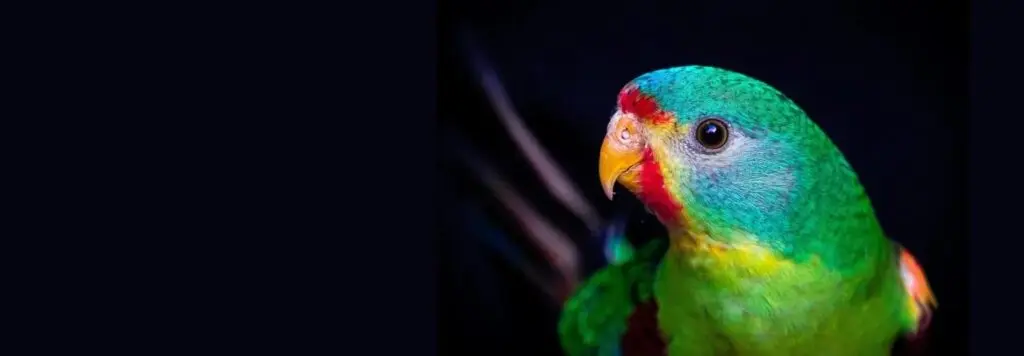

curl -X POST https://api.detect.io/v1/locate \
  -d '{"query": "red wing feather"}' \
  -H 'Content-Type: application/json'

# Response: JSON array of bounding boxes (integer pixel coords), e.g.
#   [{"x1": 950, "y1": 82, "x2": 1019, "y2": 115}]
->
[{"x1": 621, "y1": 301, "x2": 667, "y2": 356}]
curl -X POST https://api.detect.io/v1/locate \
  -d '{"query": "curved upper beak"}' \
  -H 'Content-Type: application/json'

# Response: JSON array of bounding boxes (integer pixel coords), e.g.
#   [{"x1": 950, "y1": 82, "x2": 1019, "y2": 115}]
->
[{"x1": 599, "y1": 115, "x2": 645, "y2": 200}]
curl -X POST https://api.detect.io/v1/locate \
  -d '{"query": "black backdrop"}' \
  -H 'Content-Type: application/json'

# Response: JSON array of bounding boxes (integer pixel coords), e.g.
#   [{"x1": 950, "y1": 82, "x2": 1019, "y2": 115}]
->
[{"x1": 438, "y1": 0, "x2": 967, "y2": 354}]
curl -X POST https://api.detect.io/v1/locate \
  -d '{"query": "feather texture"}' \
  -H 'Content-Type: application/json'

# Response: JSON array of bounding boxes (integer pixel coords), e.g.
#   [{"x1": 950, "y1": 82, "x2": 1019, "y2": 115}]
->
[{"x1": 559, "y1": 239, "x2": 668, "y2": 356}]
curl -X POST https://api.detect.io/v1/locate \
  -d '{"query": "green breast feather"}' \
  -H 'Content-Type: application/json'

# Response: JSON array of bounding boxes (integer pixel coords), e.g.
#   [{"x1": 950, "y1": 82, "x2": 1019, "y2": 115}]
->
[{"x1": 558, "y1": 239, "x2": 666, "y2": 356}]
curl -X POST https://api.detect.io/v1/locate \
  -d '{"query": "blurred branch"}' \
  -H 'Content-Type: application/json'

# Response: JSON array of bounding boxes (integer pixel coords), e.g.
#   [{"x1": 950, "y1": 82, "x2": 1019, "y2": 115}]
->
[
  {"x1": 444, "y1": 128, "x2": 580, "y2": 302},
  {"x1": 455, "y1": 202, "x2": 562, "y2": 303},
  {"x1": 461, "y1": 32, "x2": 604, "y2": 234}
]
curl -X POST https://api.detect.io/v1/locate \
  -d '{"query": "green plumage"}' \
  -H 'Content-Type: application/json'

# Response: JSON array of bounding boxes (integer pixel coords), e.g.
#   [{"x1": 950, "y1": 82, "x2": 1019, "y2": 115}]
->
[
  {"x1": 558, "y1": 239, "x2": 666, "y2": 356},
  {"x1": 559, "y1": 66, "x2": 924, "y2": 355}
]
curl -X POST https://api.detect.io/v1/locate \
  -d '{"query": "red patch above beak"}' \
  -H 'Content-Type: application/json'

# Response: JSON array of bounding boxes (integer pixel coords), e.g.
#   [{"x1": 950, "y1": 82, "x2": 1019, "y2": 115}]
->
[{"x1": 617, "y1": 85, "x2": 670, "y2": 125}]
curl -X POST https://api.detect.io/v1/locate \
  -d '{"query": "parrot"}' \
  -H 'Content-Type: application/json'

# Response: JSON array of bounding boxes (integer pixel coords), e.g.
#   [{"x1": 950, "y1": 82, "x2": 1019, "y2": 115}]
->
[{"x1": 558, "y1": 66, "x2": 937, "y2": 356}]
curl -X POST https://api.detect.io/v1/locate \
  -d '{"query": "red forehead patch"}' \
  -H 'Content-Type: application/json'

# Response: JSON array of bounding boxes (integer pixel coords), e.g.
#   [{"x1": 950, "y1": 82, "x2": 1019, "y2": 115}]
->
[{"x1": 617, "y1": 85, "x2": 669, "y2": 124}]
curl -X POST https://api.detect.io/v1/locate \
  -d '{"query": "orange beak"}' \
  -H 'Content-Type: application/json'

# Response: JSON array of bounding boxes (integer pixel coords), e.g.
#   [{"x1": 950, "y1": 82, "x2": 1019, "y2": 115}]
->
[{"x1": 599, "y1": 115, "x2": 645, "y2": 200}]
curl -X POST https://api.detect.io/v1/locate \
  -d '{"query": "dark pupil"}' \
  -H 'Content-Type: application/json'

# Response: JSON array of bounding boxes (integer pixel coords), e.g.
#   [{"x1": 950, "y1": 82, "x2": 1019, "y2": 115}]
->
[{"x1": 698, "y1": 121, "x2": 726, "y2": 147}]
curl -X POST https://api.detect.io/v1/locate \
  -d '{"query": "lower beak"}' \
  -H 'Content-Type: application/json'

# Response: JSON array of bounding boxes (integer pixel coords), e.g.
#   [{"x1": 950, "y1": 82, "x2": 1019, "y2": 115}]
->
[{"x1": 599, "y1": 137, "x2": 644, "y2": 200}]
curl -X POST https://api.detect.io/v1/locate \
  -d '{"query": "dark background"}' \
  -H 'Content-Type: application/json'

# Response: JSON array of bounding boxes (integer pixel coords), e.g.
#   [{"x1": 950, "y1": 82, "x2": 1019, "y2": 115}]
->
[
  {"x1": 438, "y1": 0, "x2": 967, "y2": 355},
  {"x1": 24, "y1": 0, "x2": 1021, "y2": 354}
]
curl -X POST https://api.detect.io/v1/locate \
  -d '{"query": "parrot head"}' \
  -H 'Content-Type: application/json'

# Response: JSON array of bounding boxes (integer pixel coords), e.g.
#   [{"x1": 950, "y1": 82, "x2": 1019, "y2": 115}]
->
[{"x1": 599, "y1": 66, "x2": 877, "y2": 259}]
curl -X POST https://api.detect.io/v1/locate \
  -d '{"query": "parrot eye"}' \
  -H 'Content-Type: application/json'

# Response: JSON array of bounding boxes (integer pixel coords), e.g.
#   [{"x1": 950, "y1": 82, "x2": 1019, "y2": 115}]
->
[{"x1": 695, "y1": 118, "x2": 729, "y2": 150}]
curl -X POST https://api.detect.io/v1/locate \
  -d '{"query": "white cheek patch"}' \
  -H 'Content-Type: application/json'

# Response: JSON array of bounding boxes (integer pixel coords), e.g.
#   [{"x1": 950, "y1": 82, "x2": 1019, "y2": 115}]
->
[
  {"x1": 670, "y1": 127, "x2": 754, "y2": 170},
  {"x1": 697, "y1": 134, "x2": 752, "y2": 169},
  {"x1": 661, "y1": 128, "x2": 795, "y2": 212},
  {"x1": 739, "y1": 168, "x2": 796, "y2": 193}
]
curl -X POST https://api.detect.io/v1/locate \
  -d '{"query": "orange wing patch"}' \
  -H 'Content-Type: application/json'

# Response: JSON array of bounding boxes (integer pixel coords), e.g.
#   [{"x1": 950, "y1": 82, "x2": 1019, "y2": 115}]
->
[{"x1": 899, "y1": 247, "x2": 938, "y2": 336}]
